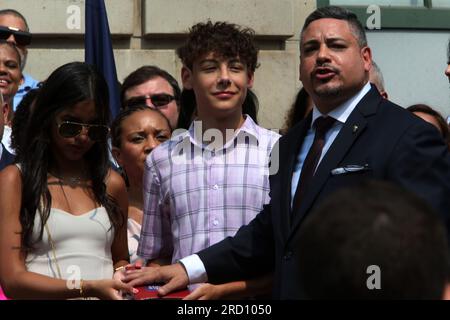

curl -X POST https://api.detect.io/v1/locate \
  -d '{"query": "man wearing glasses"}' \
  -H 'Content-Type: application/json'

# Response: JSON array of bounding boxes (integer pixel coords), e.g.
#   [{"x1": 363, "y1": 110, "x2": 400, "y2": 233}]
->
[
  {"x1": 0, "y1": 9, "x2": 39, "y2": 111},
  {"x1": 121, "y1": 66, "x2": 181, "y2": 130}
]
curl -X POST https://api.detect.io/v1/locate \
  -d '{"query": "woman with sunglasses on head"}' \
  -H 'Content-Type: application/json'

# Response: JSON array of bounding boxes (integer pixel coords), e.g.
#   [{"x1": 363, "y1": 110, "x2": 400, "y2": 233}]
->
[
  {"x1": 121, "y1": 65, "x2": 181, "y2": 130},
  {"x1": 0, "y1": 62, "x2": 134, "y2": 299},
  {"x1": 111, "y1": 105, "x2": 172, "y2": 264}
]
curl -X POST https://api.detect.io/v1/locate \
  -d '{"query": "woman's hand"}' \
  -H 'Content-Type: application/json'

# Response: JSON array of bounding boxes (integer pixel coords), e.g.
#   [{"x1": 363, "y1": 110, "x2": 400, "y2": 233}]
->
[{"x1": 85, "y1": 279, "x2": 136, "y2": 300}]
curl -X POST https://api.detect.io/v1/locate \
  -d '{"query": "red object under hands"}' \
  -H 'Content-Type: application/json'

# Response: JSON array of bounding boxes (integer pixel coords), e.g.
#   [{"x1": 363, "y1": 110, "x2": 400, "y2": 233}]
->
[{"x1": 133, "y1": 284, "x2": 190, "y2": 300}]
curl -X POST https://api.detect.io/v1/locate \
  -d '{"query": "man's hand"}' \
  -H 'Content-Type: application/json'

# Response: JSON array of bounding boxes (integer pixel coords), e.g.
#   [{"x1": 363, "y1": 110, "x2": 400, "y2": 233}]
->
[
  {"x1": 123, "y1": 263, "x2": 189, "y2": 296},
  {"x1": 183, "y1": 283, "x2": 224, "y2": 300}
]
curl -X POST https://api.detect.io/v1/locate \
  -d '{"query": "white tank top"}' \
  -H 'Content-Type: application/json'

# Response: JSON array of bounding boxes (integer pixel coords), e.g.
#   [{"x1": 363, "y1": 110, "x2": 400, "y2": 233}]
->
[{"x1": 25, "y1": 207, "x2": 115, "y2": 280}]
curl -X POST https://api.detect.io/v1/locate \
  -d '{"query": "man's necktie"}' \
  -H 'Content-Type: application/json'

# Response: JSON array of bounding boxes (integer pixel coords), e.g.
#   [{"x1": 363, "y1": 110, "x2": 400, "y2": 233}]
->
[{"x1": 292, "y1": 116, "x2": 336, "y2": 216}]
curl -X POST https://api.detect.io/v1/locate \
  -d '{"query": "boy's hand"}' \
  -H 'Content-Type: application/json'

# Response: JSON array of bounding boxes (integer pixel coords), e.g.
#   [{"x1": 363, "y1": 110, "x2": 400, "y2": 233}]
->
[{"x1": 123, "y1": 263, "x2": 189, "y2": 297}]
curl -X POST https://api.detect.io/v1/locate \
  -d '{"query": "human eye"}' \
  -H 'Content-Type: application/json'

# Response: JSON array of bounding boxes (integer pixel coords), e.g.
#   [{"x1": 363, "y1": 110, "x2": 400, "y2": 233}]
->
[
  {"x1": 6, "y1": 60, "x2": 19, "y2": 69},
  {"x1": 156, "y1": 132, "x2": 170, "y2": 142},
  {"x1": 302, "y1": 44, "x2": 317, "y2": 54},
  {"x1": 229, "y1": 62, "x2": 245, "y2": 72},
  {"x1": 329, "y1": 40, "x2": 347, "y2": 50},
  {"x1": 130, "y1": 134, "x2": 144, "y2": 143},
  {"x1": 202, "y1": 64, "x2": 217, "y2": 72}
]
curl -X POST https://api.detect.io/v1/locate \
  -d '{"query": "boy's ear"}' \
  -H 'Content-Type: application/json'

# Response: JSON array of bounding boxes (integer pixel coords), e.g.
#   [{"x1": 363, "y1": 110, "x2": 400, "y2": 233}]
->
[
  {"x1": 181, "y1": 66, "x2": 193, "y2": 90},
  {"x1": 111, "y1": 147, "x2": 123, "y2": 167},
  {"x1": 247, "y1": 71, "x2": 255, "y2": 89}
]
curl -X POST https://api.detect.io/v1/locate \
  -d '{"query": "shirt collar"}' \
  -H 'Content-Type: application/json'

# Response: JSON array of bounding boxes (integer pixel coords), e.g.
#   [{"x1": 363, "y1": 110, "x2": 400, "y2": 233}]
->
[
  {"x1": 0, "y1": 143, "x2": 3, "y2": 160},
  {"x1": 187, "y1": 114, "x2": 260, "y2": 149},
  {"x1": 311, "y1": 81, "x2": 372, "y2": 127}
]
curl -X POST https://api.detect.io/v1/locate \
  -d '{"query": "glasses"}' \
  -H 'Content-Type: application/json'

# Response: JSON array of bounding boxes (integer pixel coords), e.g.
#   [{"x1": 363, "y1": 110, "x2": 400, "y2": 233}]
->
[
  {"x1": 0, "y1": 26, "x2": 32, "y2": 46},
  {"x1": 58, "y1": 121, "x2": 110, "y2": 141},
  {"x1": 124, "y1": 94, "x2": 176, "y2": 109}
]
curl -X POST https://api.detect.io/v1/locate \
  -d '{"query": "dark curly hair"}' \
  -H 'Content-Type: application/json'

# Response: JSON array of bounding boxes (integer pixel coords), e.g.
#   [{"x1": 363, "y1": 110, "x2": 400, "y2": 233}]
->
[{"x1": 176, "y1": 21, "x2": 259, "y2": 72}]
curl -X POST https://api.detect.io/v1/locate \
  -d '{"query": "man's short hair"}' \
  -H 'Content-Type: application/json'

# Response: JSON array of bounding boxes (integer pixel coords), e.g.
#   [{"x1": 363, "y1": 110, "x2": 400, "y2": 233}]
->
[
  {"x1": 120, "y1": 65, "x2": 181, "y2": 109},
  {"x1": 297, "y1": 180, "x2": 449, "y2": 299},
  {"x1": 0, "y1": 9, "x2": 29, "y2": 32},
  {"x1": 301, "y1": 6, "x2": 367, "y2": 48},
  {"x1": 177, "y1": 21, "x2": 259, "y2": 72}
]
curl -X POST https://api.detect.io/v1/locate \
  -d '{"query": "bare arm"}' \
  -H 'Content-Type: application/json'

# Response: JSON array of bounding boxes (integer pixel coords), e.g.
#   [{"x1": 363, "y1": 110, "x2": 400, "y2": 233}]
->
[{"x1": 0, "y1": 166, "x2": 133, "y2": 299}]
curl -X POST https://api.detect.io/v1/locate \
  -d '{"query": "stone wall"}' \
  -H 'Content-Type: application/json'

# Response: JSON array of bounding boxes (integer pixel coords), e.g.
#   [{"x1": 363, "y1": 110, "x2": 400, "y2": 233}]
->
[{"x1": 3, "y1": 0, "x2": 316, "y2": 128}]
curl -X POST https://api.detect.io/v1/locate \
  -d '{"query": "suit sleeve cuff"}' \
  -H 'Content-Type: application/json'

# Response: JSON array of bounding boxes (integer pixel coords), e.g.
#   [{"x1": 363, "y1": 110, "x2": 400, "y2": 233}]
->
[{"x1": 179, "y1": 254, "x2": 208, "y2": 284}]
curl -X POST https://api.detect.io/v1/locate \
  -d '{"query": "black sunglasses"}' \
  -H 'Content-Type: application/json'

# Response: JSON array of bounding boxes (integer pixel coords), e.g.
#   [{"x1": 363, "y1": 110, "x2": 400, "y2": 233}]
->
[
  {"x1": 58, "y1": 121, "x2": 110, "y2": 141},
  {"x1": 0, "y1": 26, "x2": 32, "y2": 46},
  {"x1": 125, "y1": 93, "x2": 176, "y2": 109}
]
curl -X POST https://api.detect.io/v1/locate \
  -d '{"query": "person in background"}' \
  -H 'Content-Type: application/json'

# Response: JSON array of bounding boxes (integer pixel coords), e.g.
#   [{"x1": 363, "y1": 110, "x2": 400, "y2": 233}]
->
[
  {"x1": 0, "y1": 9, "x2": 40, "y2": 111},
  {"x1": 407, "y1": 104, "x2": 450, "y2": 150},
  {"x1": 111, "y1": 105, "x2": 172, "y2": 263},
  {"x1": 445, "y1": 39, "x2": 449, "y2": 82},
  {"x1": 297, "y1": 180, "x2": 450, "y2": 299},
  {"x1": 0, "y1": 92, "x2": 14, "y2": 171},
  {"x1": 369, "y1": 61, "x2": 387, "y2": 99},
  {"x1": 10, "y1": 88, "x2": 39, "y2": 160},
  {"x1": 0, "y1": 40, "x2": 22, "y2": 154},
  {"x1": 281, "y1": 87, "x2": 313, "y2": 135},
  {"x1": 0, "y1": 62, "x2": 134, "y2": 299},
  {"x1": 121, "y1": 66, "x2": 180, "y2": 130}
]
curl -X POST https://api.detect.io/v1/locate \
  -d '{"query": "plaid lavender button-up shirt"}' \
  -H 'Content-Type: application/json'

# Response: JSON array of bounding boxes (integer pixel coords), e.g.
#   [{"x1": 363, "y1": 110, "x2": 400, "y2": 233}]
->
[{"x1": 138, "y1": 116, "x2": 280, "y2": 263}]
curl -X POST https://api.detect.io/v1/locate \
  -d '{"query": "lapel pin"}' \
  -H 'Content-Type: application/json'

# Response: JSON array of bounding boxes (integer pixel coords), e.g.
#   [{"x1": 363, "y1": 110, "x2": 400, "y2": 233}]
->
[{"x1": 352, "y1": 125, "x2": 359, "y2": 133}]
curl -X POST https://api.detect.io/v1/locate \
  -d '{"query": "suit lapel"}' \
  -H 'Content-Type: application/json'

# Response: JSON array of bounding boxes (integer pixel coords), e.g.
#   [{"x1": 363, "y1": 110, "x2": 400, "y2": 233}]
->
[
  {"x1": 288, "y1": 86, "x2": 380, "y2": 240},
  {"x1": 280, "y1": 113, "x2": 312, "y2": 241}
]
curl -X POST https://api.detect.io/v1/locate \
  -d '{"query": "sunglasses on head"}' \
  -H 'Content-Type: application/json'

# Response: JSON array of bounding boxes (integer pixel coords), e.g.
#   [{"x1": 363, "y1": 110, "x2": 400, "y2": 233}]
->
[
  {"x1": 125, "y1": 93, "x2": 176, "y2": 109},
  {"x1": 58, "y1": 121, "x2": 110, "y2": 141},
  {"x1": 0, "y1": 26, "x2": 32, "y2": 46}
]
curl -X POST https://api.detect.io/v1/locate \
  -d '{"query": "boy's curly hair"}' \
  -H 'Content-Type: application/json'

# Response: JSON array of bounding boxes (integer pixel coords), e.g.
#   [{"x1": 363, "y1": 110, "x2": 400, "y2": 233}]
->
[{"x1": 177, "y1": 21, "x2": 259, "y2": 72}]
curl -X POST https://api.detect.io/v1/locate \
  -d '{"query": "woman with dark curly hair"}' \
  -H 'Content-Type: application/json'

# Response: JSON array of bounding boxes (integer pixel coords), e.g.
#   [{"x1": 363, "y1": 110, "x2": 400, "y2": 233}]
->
[{"x1": 0, "y1": 62, "x2": 134, "y2": 299}]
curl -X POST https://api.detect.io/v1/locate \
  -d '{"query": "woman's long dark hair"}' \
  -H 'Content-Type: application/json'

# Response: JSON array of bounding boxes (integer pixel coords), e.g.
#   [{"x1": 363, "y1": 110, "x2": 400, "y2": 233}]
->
[{"x1": 19, "y1": 62, "x2": 123, "y2": 251}]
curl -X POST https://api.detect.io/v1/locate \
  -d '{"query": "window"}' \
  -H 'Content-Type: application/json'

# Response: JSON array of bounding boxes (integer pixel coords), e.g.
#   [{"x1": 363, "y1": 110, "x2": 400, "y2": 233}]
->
[
  {"x1": 318, "y1": 0, "x2": 450, "y2": 29},
  {"x1": 331, "y1": 0, "x2": 424, "y2": 7},
  {"x1": 432, "y1": 0, "x2": 450, "y2": 8}
]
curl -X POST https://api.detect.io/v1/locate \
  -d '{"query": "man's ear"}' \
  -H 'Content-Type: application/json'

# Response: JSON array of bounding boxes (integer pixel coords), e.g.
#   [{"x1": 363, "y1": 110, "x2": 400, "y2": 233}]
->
[
  {"x1": 361, "y1": 46, "x2": 372, "y2": 73},
  {"x1": 181, "y1": 66, "x2": 193, "y2": 90},
  {"x1": 111, "y1": 147, "x2": 123, "y2": 167}
]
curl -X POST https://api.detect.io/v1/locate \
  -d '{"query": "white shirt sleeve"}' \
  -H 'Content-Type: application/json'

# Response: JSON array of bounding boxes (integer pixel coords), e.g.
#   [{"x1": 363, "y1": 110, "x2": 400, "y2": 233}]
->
[{"x1": 179, "y1": 254, "x2": 208, "y2": 284}]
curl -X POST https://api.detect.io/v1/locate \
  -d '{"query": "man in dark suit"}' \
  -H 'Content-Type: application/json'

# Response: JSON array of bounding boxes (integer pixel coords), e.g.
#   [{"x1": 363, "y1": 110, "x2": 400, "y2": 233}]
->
[
  {"x1": 124, "y1": 6, "x2": 450, "y2": 299},
  {"x1": 0, "y1": 92, "x2": 14, "y2": 170}
]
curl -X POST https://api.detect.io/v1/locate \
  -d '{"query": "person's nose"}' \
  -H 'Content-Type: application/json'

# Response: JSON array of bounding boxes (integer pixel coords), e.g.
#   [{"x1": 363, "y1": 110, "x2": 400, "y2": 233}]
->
[
  {"x1": 76, "y1": 125, "x2": 90, "y2": 142},
  {"x1": 6, "y1": 34, "x2": 17, "y2": 45},
  {"x1": 217, "y1": 65, "x2": 231, "y2": 88},
  {"x1": 144, "y1": 136, "x2": 159, "y2": 155},
  {"x1": 316, "y1": 44, "x2": 331, "y2": 65},
  {"x1": 445, "y1": 64, "x2": 450, "y2": 80},
  {"x1": 144, "y1": 96, "x2": 156, "y2": 109}
]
